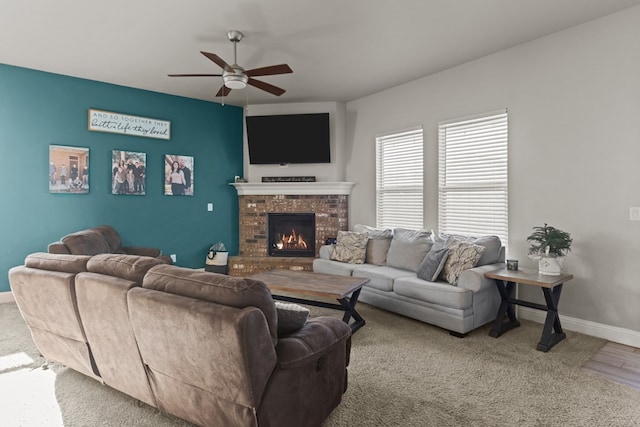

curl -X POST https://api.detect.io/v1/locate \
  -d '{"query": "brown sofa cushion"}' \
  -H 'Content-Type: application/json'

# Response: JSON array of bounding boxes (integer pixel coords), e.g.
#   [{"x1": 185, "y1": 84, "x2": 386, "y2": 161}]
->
[
  {"x1": 87, "y1": 253, "x2": 167, "y2": 283},
  {"x1": 94, "y1": 225, "x2": 125, "y2": 253},
  {"x1": 24, "y1": 252, "x2": 91, "y2": 273},
  {"x1": 142, "y1": 265, "x2": 279, "y2": 345},
  {"x1": 61, "y1": 229, "x2": 111, "y2": 255}
]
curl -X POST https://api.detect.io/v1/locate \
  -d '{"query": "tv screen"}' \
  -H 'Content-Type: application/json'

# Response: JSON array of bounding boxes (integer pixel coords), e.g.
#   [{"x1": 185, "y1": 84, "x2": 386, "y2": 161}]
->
[{"x1": 246, "y1": 113, "x2": 330, "y2": 164}]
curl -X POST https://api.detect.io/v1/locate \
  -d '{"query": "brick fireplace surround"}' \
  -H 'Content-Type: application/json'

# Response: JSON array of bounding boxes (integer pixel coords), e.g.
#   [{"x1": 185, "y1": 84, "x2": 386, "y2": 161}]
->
[{"x1": 228, "y1": 182, "x2": 354, "y2": 276}]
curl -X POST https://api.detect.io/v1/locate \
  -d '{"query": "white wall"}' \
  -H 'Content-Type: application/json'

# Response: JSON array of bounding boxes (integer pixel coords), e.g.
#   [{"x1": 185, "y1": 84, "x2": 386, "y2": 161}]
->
[
  {"x1": 243, "y1": 102, "x2": 346, "y2": 182},
  {"x1": 345, "y1": 6, "x2": 640, "y2": 334}
]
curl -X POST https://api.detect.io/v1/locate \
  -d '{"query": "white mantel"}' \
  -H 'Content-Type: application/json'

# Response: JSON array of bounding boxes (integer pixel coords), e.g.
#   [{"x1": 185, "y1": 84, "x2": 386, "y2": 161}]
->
[{"x1": 231, "y1": 182, "x2": 355, "y2": 196}]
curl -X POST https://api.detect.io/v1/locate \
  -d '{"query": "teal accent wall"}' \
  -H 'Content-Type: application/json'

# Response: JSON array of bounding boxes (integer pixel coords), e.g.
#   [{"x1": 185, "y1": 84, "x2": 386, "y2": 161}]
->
[{"x1": 0, "y1": 64, "x2": 243, "y2": 292}]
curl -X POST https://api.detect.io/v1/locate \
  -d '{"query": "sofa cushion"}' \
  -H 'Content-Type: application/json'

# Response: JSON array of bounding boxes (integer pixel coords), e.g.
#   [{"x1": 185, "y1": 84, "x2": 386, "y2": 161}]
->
[
  {"x1": 330, "y1": 231, "x2": 367, "y2": 264},
  {"x1": 94, "y1": 225, "x2": 125, "y2": 253},
  {"x1": 354, "y1": 224, "x2": 393, "y2": 265},
  {"x1": 442, "y1": 242, "x2": 485, "y2": 285},
  {"x1": 87, "y1": 253, "x2": 167, "y2": 282},
  {"x1": 393, "y1": 276, "x2": 473, "y2": 310},
  {"x1": 24, "y1": 252, "x2": 91, "y2": 273},
  {"x1": 352, "y1": 265, "x2": 415, "y2": 292},
  {"x1": 142, "y1": 264, "x2": 279, "y2": 345},
  {"x1": 416, "y1": 247, "x2": 450, "y2": 282},
  {"x1": 386, "y1": 228, "x2": 434, "y2": 272},
  {"x1": 61, "y1": 229, "x2": 110, "y2": 255},
  {"x1": 274, "y1": 301, "x2": 310, "y2": 335}
]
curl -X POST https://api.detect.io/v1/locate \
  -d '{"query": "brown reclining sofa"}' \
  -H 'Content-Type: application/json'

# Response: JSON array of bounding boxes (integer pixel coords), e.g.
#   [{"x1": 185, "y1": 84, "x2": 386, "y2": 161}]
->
[
  {"x1": 47, "y1": 224, "x2": 172, "y2": 263},
  {"x1": 9, "y1": 252, "x2": 351, "y2": 427}
]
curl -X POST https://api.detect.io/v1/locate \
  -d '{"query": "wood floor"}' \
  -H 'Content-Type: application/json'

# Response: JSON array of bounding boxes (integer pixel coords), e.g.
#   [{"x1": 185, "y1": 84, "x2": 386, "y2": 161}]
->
[{"x1": 582, "y1": 342, "x2": 640, "y2": 390}]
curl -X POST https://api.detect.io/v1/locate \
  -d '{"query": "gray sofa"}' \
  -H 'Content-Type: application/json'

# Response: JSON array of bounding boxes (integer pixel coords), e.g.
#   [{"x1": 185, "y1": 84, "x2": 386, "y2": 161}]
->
[
  {"x1": 9, "y1": 252, "x2": 351, "y2": 427},
  {"x1": 313, "y1": 226, "x2": 504, "y2": 335}
]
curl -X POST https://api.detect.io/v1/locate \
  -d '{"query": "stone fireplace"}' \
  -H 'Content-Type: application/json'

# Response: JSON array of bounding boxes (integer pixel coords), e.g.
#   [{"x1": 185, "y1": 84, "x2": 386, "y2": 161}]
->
[{"x1": 228, "y1": 182, "x2": 354, "y2": 276}]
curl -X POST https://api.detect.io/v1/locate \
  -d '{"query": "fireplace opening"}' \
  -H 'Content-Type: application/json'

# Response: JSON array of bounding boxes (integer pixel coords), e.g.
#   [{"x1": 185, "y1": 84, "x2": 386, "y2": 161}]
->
[{"x1": 268, "y1": 213, "x2": 316, "y2": 257}]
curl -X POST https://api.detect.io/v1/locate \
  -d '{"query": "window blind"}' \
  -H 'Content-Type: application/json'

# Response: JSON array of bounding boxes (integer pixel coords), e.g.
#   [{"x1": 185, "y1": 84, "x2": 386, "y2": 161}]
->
[
  {"x1": 376, "y1": 127, "x2": 424, "y2": 229},
  {"x1": 438, "y1": 110, "x2": 508, "y2": 246}
]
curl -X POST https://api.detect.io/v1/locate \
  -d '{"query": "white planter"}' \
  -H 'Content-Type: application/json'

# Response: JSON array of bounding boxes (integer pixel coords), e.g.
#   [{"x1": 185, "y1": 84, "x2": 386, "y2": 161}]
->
[{"x1": 538, "y1": 256, "x2": 565, "y2": 276}]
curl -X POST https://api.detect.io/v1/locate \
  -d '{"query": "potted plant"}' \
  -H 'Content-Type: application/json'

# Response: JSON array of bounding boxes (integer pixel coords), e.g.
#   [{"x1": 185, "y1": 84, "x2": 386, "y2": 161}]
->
[{"x1": 527, "y1": 223, "x2": 572, "y2": 275}]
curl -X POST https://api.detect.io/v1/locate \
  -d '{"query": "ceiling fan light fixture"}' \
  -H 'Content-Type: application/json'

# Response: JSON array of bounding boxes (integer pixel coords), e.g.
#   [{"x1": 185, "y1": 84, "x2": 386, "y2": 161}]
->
[{"x1": 224, "y1": 74, "x2": 248, "y2": 89}]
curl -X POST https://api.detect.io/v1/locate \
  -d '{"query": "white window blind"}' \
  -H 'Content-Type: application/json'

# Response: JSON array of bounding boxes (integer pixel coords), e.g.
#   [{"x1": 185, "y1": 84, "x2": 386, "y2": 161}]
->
[
  {"x1": 438, "y1": 110, "x2": 508, "y2": 246},
  {"x1": 376, "y1": 127, "x2": 424, "y2": 229}
]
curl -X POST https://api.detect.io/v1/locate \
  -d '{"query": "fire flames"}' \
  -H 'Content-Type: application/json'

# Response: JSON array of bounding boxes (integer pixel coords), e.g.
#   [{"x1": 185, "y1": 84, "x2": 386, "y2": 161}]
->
[{"x1": 275, "y1": 229, "x2": 308, "y2": 250}]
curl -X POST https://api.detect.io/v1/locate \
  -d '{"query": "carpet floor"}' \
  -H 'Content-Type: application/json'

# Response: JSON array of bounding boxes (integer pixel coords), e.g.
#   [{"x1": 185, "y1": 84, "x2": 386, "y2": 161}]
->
[{"x1": 2, "y1": 301, "x2": 640, "y2": 426}]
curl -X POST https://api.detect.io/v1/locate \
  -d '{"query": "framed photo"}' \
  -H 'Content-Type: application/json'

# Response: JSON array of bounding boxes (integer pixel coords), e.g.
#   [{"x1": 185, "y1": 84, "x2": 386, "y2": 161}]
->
[
  {"x1": 49, "y1": 145, "x2": 89, "y2": 194},
  {"x1": 112, "y1": 150, "x2": 146, "y2": 195},
  {"x1": 164, "y1": 154, "x2": 194, "y2": 196}
]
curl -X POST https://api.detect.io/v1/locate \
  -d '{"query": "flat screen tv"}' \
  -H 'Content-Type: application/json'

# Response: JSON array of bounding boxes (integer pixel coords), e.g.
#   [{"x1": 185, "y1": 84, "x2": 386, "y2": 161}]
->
[{"x1": 246, "y1": 113, "x2": 330, "y2": 164}]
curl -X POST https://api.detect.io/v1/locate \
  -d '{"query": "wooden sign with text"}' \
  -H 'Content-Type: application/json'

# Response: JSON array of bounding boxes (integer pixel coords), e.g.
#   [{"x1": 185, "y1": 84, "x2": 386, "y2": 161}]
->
[{"x1": 88, "y1": 109, "x2": 171, "y2": 140}]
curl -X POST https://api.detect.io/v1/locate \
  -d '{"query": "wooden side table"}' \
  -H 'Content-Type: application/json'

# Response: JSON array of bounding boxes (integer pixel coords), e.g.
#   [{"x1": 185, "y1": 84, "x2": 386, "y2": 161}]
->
[{"x1": 484, "y1": 267, "x2": 574, "y2": 352}]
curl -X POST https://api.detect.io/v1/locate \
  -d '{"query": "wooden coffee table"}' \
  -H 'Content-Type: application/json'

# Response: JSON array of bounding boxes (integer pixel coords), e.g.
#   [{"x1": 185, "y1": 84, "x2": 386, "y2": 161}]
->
[{"x1": 249, "y1": 269, "x2": 370, "y2": 333}]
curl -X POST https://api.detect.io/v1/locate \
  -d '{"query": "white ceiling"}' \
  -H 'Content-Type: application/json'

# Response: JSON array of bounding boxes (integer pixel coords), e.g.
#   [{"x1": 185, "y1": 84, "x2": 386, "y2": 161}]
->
[{"x1": 3, "y1": 0, "x2": 640, "y2": 106}]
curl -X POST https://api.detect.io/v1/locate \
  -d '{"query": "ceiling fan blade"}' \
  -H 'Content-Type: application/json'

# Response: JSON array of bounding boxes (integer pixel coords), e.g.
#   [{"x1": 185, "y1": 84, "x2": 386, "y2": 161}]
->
[
  {"x1": 247, "y1": 78, "x2": 286, "y2": 96},
  {"x1": 215, "y1": 85, "x2": 232, "y2": 97},
  {"x1": 200, "y1": 51, "x2": 233, "y2": 71},
  {"x1": 246, "y1": 64, "x2": 293, "y2": 77},
  {"x1": 168, "y1": 74, "x2": 223, "y2": 77}
]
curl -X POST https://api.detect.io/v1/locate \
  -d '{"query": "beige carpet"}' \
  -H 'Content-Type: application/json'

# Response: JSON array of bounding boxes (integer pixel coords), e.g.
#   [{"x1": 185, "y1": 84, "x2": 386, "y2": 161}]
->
[{"x1": 2, "y1": 301, "x2": 640, "y2": 426}]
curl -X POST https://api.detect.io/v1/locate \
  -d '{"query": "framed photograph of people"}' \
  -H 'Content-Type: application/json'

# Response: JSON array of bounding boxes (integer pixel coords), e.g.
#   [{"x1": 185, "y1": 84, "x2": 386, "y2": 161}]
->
[
  {"x1": 112, "y1": 150, "x2": 146, "y2": 195},
  {"x1": 164, "y1": 154, "x2": 194, "y2": 196},
  {"x1": 49, "y1": 145, "x2": 89, "y2": 194}
]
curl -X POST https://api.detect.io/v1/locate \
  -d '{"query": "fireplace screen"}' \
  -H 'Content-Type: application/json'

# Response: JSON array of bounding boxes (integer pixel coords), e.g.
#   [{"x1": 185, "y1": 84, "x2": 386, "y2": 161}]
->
[{"x1": 268, "y1": 213, "x2": 316, "y2": 257}]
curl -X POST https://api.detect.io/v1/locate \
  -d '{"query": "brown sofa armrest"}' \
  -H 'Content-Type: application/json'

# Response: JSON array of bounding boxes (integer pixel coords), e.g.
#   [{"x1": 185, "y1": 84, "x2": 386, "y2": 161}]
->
[
  {"x1": 48, "y1": 242, "x2": 70, "y2": 254},
  {"x1": 275, "y1": 317, "x2": 351, "y2": 369},
  {"x1": 122, "y1": 246, "x2": 161, "y2": 258}
]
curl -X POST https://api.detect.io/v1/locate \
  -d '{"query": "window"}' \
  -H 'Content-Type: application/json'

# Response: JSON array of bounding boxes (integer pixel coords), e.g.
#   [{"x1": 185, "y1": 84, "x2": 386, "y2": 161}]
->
[
  {"x1": 438, "y1": 110, "x2": 508, "y2": 245},
  {"x1": 376, "y1": 127, "x2": 424, "y2": 229}
]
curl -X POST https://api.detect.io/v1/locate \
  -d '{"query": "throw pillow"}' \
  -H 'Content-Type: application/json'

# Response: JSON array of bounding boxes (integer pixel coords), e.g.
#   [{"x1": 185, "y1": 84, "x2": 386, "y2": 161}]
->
[
  {"x1": 353, "y1": 224, "x2": 393, "y2": 265},
  {"x1": 417, "y1": 247, "x2": 450, "y2": 282},
  {"x1": 435, "y1": 233, "x2": 502, "y2": 267},
  {"x1": 386, "y1": 228, "x2": 434, "y2": 272},
  {"x1": 274, "y1": 301, "x2": 310, "y2": 335},
  {"x1": 442, "y1": 242, "x2": 485, "y2": 285},
  {"x1": 330, "y1": 231, "x2": 368, "y2": 264},
  {"x1": 470, "y1": 235, "x2": 502, "y2": 266}
]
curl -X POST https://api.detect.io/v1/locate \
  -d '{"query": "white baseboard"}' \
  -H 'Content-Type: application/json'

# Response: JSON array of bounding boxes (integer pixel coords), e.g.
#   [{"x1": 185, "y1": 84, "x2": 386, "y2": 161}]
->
[
  {"x1": 518, "y1": 307, "x2": 640, "y2": 348},
  {"x1": 0, "y1": 291, "x2": 15, "y2": 304}
]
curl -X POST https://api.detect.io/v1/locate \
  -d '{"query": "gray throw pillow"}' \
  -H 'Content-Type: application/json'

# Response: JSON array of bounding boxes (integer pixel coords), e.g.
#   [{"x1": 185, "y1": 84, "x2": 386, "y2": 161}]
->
[
  {"x1": 353, "y1": 224, "x2": 393, "y2": 265},
  {"x1": 417, "y1": 247, "x2": 450, "y2": 282},
  {"x1": 386, "y1": 228, "x2": 434, "y2": 272},
  {"x1": 435, "y1": 233, "x2": 502, "y2": 267},
  {"x1": 330, "y1": 231, "x2": 368, "y2": 264},
  {"x1": 274, "y1": 301, "x2": 310, "y2": 335}
]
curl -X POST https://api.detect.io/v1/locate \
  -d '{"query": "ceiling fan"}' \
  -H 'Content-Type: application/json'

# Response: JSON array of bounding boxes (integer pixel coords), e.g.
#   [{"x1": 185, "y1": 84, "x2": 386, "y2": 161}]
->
[{"x1": 168, "y1": 30, "x2": 293, "y2": 97}]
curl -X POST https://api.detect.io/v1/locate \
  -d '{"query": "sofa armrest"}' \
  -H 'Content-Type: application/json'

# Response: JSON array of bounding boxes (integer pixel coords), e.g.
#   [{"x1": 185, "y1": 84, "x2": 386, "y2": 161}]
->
[
  {"x1": 275, "y1": 317, "x2": 350, "y2": 369},
  {"x1": 456, "y1": 263, "x2": 504, "y2": 293},
  {"x1": 318, "y1": 245, "x2": 334, "y2": 260},
  {"x1": 123, "y1": 246, "x2": 161, "y2": 258},
  {"x1": 48, "y1": 242, "x2": 70, "y2": 254}
]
